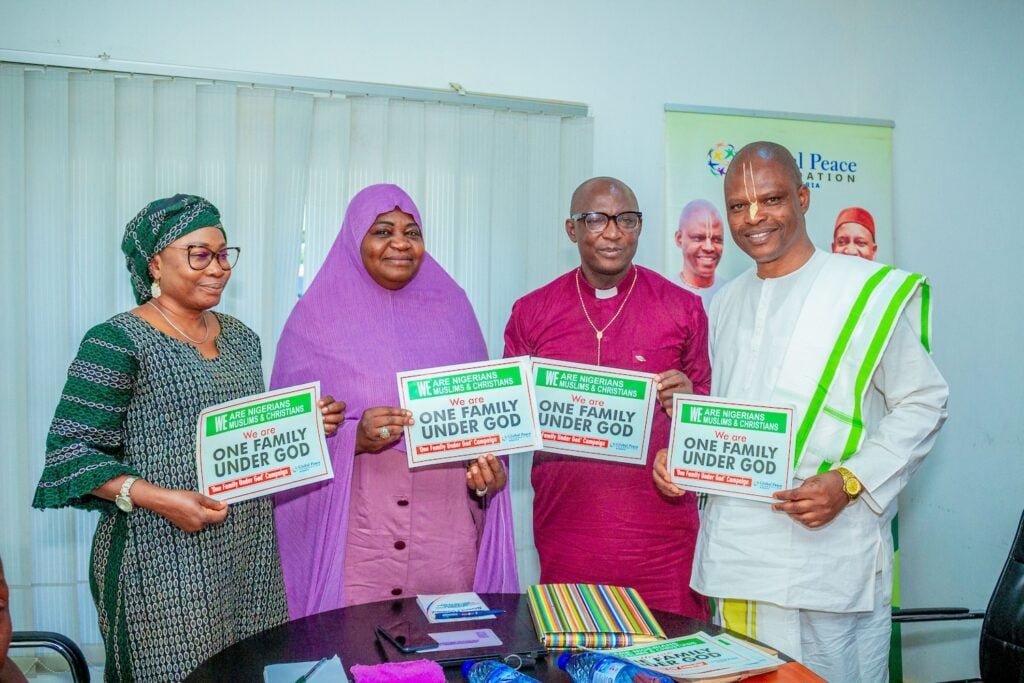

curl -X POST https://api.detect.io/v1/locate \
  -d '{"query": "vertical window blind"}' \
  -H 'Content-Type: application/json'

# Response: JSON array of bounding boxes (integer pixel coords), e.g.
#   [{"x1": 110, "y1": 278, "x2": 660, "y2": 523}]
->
[{"x1": 0, "y1": 59, "x2": 592, "y2": 662}]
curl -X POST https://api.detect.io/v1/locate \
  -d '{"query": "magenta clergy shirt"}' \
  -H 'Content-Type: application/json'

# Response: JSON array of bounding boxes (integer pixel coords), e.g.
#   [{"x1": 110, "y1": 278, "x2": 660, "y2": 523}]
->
[{"x1": 504, "y1": 265, "x2": 710, "y2": 618}]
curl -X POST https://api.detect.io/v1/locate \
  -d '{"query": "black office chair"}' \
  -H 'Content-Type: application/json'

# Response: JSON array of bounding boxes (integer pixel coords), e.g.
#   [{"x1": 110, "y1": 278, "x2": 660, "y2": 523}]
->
[
  {"x1": 893, "y1": 507, "x2": 1024, "y2": 682},
  {"x1": 8, "y1": 631, "x2": 90, "y2": 683}
]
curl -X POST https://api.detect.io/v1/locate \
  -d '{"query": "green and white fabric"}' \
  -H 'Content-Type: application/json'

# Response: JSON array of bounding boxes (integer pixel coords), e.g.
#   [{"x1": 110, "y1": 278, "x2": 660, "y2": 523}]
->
[
  {"x1": 774, "y1": 253, "x2": 930, "y2": 509},
  {"x1": 693, "y1": 250, "x2": 948, "y2": 614},
  {"x1": 120, "y1": 194, "x2": 224, "y2": 305}
]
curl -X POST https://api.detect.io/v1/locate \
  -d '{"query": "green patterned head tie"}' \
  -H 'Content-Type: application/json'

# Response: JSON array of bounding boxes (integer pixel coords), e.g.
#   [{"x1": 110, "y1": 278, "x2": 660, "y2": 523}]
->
[{"x1": 121, "y1": 194, "x2": 225, "y2": 304}]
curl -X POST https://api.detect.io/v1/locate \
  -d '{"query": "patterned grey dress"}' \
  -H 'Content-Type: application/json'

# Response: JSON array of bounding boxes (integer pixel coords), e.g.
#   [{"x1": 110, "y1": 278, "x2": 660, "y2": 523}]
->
[{"x1": 34, "y1": 312, "x2": 287, "y2": 682}]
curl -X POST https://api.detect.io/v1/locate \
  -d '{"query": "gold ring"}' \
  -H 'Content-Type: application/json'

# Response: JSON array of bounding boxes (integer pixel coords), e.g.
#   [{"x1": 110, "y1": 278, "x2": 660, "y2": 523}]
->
[{"x1": 379, "y1": 426, "x2": 390, "y2": 440}]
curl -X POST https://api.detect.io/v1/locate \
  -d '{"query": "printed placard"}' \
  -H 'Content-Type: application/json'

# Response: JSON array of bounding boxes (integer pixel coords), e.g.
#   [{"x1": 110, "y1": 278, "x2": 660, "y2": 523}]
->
[
  {"x1": 196, "y1": 382, "x2": 333, "y2": 503},
  {"x1": 599, "y1": 631, "x2": 782, "y2": 679},
  {"x1": 667, "y1": 395, "x2": 793, "y2": 502},
  {"x1": 397, "y1": 357, "x2": 541, "y2": 467},
  {"x1": 532, "y1": 358, "x2": 656, "y2": 464}
]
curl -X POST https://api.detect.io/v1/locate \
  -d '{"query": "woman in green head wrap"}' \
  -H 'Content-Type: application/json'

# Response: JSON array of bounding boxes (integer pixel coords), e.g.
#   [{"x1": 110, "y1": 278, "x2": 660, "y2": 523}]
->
[{"x1": 32, "y1": 194, "x2": 344, "y2": 682}]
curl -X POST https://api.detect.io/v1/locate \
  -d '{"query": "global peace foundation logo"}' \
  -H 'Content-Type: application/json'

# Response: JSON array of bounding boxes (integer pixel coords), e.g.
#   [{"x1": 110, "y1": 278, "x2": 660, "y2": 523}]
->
[{"x1": 706, "y1": 142, "x2": 736, "y2": 177}]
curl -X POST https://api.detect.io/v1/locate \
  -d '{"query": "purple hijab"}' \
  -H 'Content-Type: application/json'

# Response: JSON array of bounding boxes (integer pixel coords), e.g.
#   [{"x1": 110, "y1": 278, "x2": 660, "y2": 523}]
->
[{"x1": 271, "y1": 184, "x2": 518, "y2": 619}]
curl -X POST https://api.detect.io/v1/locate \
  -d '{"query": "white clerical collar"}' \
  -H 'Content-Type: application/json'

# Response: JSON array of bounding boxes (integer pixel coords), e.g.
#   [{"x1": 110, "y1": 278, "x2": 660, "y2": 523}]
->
[{"x1": 594, "y1": 285, "x2": 618, "y2": 300}]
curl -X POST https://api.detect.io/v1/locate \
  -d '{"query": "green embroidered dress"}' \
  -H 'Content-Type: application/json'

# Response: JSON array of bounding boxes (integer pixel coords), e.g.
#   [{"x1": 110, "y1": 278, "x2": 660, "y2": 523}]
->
[{"x1": 33, "y1": 312, "x2": 287, "y2": 682}]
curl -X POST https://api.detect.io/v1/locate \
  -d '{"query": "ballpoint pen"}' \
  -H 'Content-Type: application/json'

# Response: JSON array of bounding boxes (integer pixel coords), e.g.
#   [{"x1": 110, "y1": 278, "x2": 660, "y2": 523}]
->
[
  {"x1": 434, "y1": 608, "x2": 505, "y2": 620},
  {"x1": 295, "y1": 656, "x2": 329, "y2": 683}
]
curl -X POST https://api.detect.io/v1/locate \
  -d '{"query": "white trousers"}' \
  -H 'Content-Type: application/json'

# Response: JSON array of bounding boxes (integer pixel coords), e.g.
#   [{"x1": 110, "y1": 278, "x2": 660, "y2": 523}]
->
[{"x1": 716, "y1": 567, "x2": 892, "y2": 683}]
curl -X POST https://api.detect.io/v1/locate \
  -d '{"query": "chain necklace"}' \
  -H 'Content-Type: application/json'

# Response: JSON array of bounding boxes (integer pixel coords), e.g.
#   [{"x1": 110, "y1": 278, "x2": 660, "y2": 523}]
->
[
  {"x1": 147, "y1": 299, "x2": 210, "y2": 345},
  {"x1": 575, "y1": 265, "x2": 639, "y2": 365}
]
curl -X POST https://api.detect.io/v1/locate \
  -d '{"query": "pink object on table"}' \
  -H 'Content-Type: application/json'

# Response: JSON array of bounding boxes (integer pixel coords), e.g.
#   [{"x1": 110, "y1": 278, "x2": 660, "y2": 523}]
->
[{"x1": 350, "y1": 659, "x2": 446, "y2": 682}]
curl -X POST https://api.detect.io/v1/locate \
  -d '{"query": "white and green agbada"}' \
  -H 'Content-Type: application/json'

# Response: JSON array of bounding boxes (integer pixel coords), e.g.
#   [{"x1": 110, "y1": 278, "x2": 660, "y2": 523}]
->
[{"x1": 692, "y1": 250, "x2": 948, "y2": 675}]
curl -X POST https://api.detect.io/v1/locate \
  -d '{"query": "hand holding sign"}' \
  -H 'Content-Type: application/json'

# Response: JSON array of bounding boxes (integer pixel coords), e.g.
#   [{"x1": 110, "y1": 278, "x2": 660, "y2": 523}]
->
[
  {"x1": 319, "y1": 395, "x2": 346, "y2": 437},
  {"x1": 108, "y1": 479, "x2": 229, "y2": 533},
  {"x1": 771, "y1": 470, "x2": 848, "y2": 528},
  {"x1": 154, "y1": 488, "x2": 229, "y2": 532},
  {"x1": 653, "y1": 369, "x2": 694, "y2": 418},
  {"x1": 464, "y1": 454, "x2": 507, "y2": 496},
  {"x1": 652, "y1": 448, "x2": 684, "y2": 498},
  {"x1": 356, "y1": 406, "x2": 414, "y2": 454}
]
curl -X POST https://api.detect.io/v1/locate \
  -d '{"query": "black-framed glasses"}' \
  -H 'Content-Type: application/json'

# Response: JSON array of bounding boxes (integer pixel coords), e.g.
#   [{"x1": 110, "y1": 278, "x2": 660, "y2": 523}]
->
[
  {"x1": 165, "y1": 246, "x2": 241, "y2": 270},
  {"x1": 570, "y1": 211, "x2": 643, "y2": 233}
]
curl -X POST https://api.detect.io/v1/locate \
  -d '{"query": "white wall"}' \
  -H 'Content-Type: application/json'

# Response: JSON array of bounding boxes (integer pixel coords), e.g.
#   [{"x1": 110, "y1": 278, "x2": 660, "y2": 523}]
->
[{"x1": 4, "y1": 1, "x2": 1022, "y2": 680}]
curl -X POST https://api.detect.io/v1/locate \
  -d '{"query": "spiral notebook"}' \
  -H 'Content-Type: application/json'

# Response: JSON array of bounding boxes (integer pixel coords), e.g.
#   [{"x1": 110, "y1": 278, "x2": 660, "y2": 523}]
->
[{"x1": 526, "y1": 583, "x2": 666, "y2": 649}]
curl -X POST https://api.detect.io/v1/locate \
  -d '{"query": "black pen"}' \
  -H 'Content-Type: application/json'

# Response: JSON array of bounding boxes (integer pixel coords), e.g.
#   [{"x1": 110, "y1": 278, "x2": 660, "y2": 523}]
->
[{"x1": 295, "y1": 656, "x2": 328, "y2": 683}]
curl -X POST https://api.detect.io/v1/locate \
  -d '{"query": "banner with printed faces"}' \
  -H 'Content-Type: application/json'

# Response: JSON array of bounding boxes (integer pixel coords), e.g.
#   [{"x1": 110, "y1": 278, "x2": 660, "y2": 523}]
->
[{"x1": 664, "y1": 107, "x2": 894, "y2": 294}]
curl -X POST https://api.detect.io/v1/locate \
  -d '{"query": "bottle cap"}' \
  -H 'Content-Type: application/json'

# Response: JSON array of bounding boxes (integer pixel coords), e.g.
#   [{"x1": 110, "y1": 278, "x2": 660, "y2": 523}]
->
[
  {"x1": 461, "y1": 660, "x2": 477, "y2": 676},
  {"x1": 557, "y1": 652, "x2": 571, "y2": 670}
]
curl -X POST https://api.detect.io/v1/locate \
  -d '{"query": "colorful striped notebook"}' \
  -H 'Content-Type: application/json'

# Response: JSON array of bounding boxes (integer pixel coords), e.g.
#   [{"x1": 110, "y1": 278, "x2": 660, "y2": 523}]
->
[{"x1": 526, "y1": 583, "x2": 666, "y2": 649}]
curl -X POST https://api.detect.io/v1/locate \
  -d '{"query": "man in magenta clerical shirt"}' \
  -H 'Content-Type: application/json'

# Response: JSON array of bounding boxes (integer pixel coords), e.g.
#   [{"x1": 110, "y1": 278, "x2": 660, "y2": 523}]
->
[{"x1": 503, "y1": 176, "x2": 710, "y2": 618}]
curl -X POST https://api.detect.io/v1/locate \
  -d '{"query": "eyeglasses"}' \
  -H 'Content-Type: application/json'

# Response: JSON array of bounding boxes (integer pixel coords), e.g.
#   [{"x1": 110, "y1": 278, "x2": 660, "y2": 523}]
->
[
  {"x1": 165, "y1": 246, "x2": 241, "y2": 270},
  {"x1": 570, "y1": 211, "x2": 643, "y2": 234}
]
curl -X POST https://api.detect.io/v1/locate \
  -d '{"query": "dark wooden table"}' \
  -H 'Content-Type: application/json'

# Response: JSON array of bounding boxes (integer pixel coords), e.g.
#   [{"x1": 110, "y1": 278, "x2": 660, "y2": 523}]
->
[{"x1": 185, "y1": 593, "x2": 822, "y2": 682}]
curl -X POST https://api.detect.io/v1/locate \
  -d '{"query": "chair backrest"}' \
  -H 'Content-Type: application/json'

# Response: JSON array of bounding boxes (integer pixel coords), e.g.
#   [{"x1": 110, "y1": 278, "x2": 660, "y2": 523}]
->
[
  {"x1": 979, "y1": 508, "x2": 1024, "y2": 681},
  {"x1": 8, "y1": 631, "x2": 90, "y2": 683}
]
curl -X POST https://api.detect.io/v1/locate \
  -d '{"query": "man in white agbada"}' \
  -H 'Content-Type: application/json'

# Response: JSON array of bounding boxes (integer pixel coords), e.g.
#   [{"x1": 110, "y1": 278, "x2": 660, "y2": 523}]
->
[{"x1": 654, "y1": 141, "x2": 948, "y2": 682}]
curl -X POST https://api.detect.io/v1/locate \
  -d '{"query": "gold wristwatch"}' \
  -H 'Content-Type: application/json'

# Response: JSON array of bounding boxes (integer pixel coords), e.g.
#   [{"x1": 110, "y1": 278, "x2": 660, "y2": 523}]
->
[{"x1": 836, "y1": 467, "x2": 862, "y2": 502}]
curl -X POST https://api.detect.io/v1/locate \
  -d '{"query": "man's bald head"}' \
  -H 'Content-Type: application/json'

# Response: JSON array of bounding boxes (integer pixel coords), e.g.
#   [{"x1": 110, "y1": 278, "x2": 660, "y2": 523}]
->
[
  {"x1": 676, "y1": 199, "x2": 724, "y2": 287},
  {"x1": 569, "y1": 177, "x2": 638, "y2": 215},
  {"x1": 565, "y1": 176, "x2": 642, "y2": 289},
  {"x1": 721, "y1": 140, "x2": 814, "y2": 278},
  {"x1": 679, "y1": 199, "x2": 721, "y2": 227},
  {"x1": 725, "y1": 141, "x2": 803, "y2": 190}
]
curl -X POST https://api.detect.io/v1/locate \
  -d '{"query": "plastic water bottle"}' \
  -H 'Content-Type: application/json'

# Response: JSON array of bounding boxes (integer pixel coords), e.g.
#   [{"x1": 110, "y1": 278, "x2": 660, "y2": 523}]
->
[
  {"x1": 558, "y1": 651, "x2": 676, "y2": 683},
  {"x1": 461, "y1": 659, "x2": 541, "y2": 682}
]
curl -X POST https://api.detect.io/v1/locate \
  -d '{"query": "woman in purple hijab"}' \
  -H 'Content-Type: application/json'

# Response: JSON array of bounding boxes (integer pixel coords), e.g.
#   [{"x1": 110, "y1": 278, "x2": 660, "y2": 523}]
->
[{"x1": 271, "y1": 184, "x2": 519, "y2": 618}]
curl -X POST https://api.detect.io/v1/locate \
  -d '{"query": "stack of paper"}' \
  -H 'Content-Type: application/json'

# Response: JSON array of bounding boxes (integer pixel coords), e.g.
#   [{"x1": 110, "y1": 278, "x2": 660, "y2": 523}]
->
[
  {"x1": 597, "y1": 631, "x2": 784, "y2": 681},
  {"x1": 527, "y1": 583, "x2": 666, "y2": 649},
  {"x1": 416, "y1": 592, "x2": 500, "y2": 623},
  {"x1": 263, "y1": 654, "x2": 347, "y2": 682}
]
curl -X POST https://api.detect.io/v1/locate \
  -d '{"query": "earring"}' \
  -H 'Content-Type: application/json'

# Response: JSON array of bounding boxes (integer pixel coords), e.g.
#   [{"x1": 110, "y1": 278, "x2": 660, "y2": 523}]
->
[{"x1": 150, "y1": 279, "x2": 161, "y2": 299}]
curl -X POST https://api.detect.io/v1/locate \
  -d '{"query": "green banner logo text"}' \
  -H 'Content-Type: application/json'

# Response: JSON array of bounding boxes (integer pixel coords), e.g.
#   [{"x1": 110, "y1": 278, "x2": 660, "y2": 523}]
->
[
  {"x1": 535, "y1": 367, "x2": 647, "y2": 399},
  {"x1": 407, "y1": 367, "x2": 522, "y2": 399},
  {"x1": 678, "y1": 404, "x2": 787, "y2": 433},
  {"x1": 205, "y1": 393, "x2": 312, "y2": 436}
]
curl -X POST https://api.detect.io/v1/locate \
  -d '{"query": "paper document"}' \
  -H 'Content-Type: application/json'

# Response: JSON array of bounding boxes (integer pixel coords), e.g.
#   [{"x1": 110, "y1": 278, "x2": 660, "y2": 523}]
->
[
  {"x1": 397, "y1": 357, "x2": 542, "y2": 466},
  {"x1": 197, "y1": 382, "x2": 333, "y2": 503},
  {"x1": 532, "y1": 358, "x2": 657, "y2": 464},
  {"x1": 417, "y1": 592, "x2": 499, "y2": 623},
  {"x1": 667, "y1": 395, "x2": 794, "y2": 503},
  {"x1": 263, "y1": 654, "x2": 347, "y2": 682},
  {"x1": 595, "y1": 631, "x2": 783, "y2": 680},
  {"x1": 429, "y1": 628, "x2": 502, "y2": 651}
]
